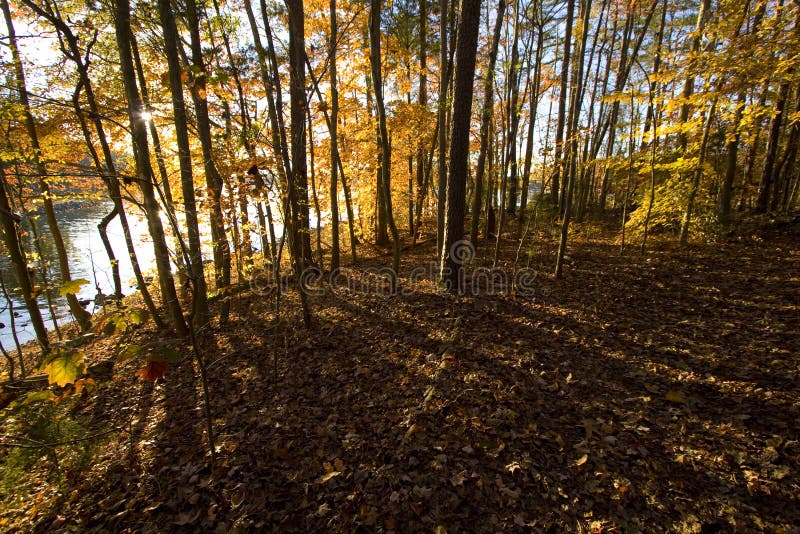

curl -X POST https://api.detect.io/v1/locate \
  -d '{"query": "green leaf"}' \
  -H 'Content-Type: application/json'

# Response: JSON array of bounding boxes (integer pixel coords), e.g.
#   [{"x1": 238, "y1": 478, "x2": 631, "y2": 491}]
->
[
  {"x1": 13, "y1": 390, "x2": 55, "y2": 409},
  {"x1": 157, "y1": 347, "x2": 184, "y2": 364},
  {"x1": 59, "y1": 278, "x2": 90, "y2": 296},
  {"x1": 102, "y1": 318, "x2": 119, "y2": 336},
  {"x1": 43, "y1": 351, "x2": 86, "y2": 387},
  {"x1": 126, "y1": 307, "x2": 150, "y2": 325},
  {"x1": 118, "y1": 344, "x2": 144, "y2": 361}
]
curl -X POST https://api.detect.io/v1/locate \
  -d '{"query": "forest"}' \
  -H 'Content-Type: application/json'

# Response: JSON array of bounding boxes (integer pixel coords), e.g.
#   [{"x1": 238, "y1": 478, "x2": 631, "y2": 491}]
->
[{"x1": 0, "y1": 0, "x2": 799, "y2": 530}]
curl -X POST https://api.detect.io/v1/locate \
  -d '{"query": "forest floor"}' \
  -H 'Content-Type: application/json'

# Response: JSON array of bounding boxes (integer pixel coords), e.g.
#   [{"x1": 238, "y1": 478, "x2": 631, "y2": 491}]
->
[{"x1": 1, "y1": 218, "x2": 799, "y2": 532}]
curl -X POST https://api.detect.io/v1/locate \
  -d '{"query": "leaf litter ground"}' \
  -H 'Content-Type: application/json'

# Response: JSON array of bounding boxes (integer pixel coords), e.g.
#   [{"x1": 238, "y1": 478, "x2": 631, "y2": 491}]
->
[{"x1": 1, "y1": 227, "x2": 799, "y2": 532}]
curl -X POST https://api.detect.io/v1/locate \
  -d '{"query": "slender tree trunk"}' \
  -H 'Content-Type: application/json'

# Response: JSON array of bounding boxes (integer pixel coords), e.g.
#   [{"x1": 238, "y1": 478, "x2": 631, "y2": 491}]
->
[
  {"x1": 506, "y1": 0, "x2": 522, "y2": 216},
  {"x1": 286, "y1": 0, "x2": 313, "y2": 325},
  {"x1": 304, "y1": 55, "x2": 358, "y2": 264},
  {"x1": 182, "y1": 0, "x2": 235, "y2": 323},
  {"x1": 680, "y1": 97, "x2": 718, "y2": 245},
  {"x1": 158, "y1": 0, "x2": 209, "y2": 328},
  {"x1": 775, "y1": 85, "x2": 800, "y2": 211},
  {"x1": 677, "y1": 0, "x2": 711, "y2": 151},
  {"x1": 757, "y1": 80, "x2": 790, "y2": 213},
  {"x1": 414, "y1": 0, "x2": 428, "y2": 244},
  {"x1": 370, "y1": 0, "x2": 401, "y2": 274},
  {"x1": 436, "y1": 0, "x2": 449, "y2": 259},
  {"x1": 0, "y1": 170, "x2": 49, "y2": 352},
  {"x1": 597, "y1": 0, "x2": 658, "y2": 212},
  {"x1": 641, "y1": 0, "x2": 668, "y2": 148},
  {"x1": 720, "y1": 91, "x2": 746, "y2": 224},
  {"x1": 555, "y1": 0, "x2": 591, "y2": 278},
  {"x1": 1, "y1": 0, "x2": 91, "y2": 331},
  {"x1": 441, "y1": 0, "x2": 482, "y2": 289},
  {"x1": 113, "y1": 0, "x2": 187, "y2": 335},
  {"x1": 519, "y1": 15, "x2": 544, "y2": 226},
  {"x1": 550, "y1": 0, "x2": 575, "y2": 206},
  {"x1": 130, "y1": 35, "x2": 176, "y2": 213},
  {"x1": 470, "y1": 0, "x2": 506, "y2": 247},
  {"x1": 307, "y1": 105, "x2": 322, "y2": 265},
  {"x1": 330, "y1": 0, "x2": 341, "y2": 270},
  {"x1": 244, "y1": 0, "x2": 292, "y2": 187}
]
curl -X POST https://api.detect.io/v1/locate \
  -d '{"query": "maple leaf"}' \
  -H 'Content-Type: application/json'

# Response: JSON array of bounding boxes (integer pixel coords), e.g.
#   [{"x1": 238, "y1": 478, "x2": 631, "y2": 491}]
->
[
  {"x1": 43, "y1": 350, "x2": 86, "y2": 387},
  {"x1": 59, "y1": 278, "x2": 90, "y2": 296},
  {"x1": 134, "y1": 360, "x2": 168, "y2": 382}
]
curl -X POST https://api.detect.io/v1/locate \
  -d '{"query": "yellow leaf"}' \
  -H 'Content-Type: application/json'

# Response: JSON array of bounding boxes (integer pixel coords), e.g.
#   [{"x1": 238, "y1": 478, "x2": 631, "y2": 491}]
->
[
  {"x1": 665, "y1": 390, "x2": 689, "y2": 405},
  {"x1": 43, "y1": 351, "x2": 86, "y2": 387},
  {"x1": 575, "y1": 454, "x2": 589, "y2": 466},
  {"x1": 316, "y1": 471, "x2": 341, "y2": 484}
]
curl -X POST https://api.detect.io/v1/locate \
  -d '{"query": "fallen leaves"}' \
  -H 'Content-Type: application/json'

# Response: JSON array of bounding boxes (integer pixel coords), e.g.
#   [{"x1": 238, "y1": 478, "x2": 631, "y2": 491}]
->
[{"x1": 2, "y1": 234, "x2": 799, "y2": 532}]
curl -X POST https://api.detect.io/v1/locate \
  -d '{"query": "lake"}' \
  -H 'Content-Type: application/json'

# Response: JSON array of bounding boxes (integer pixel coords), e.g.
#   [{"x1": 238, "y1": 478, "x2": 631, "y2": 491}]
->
[{"x1": 0, "y1": 200, "x2": 285, "y2": 349}]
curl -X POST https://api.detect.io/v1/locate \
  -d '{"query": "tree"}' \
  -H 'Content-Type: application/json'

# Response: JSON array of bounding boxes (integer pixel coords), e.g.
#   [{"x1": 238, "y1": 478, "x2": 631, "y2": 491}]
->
[
  {"x1": 329, "y1": 0, "x2": 341, "y2": 271},
  {"x1": 1, "y1": 0, "x2": 91, "y2": 332},
  {"x1": 441, "y1": 0, "x2": 482, "y2": 289},
  {"x1": 370, "y1": 0, "x2": 401, "y2": 274},
  {"x1": 157, "y1": 0, "x2": 209, "y2": 328},
  {"x1": 470, "y1": 0, "x2": 506, "y2": 246},
  {"x1": 436, "y1": 0, "x2": 449, "y2": 258},
  {"x1": 286, "y1": 0, "x2": 313, "y2": 325},
  {"x1": 0, "y1": 168, "x2": 49, "y2": 353},
  {"x1": 112, "y1": 0, "x2": 188, "y2": 336}
]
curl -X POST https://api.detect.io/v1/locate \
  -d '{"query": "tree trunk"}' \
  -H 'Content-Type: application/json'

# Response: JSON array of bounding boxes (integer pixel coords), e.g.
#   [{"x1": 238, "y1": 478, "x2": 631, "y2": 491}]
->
[
  {"x1": 286, "y1": 0, "x2": 313, "y2": 325},
  {"x1": 680, "y1": 98, "x2": 718, "y2": 245},
  {"x1": 330, "y1": 0, "x2": 341, "y2": 270},
  {"x1": 550, "y1": 0, "x2": 575, "y2": 206},
  {"x1": 505, "y1": 0, "x2": 522, "y2": 216},
  {"x1": 441, "y1": 0, "x2": 482, "y2": 289},
  {"x1": 1, "y1": 0, "x2": 92, "y2": 332},
  {"x1": 183, "y1": 0, "x2": 233, "y2": 323},
  {"x1": 677, "y1": 0, "x2": 711, "y2": 151},
  {"x1": 436, "y1": 0, "x2": 449, "y2": 259},
  {"x1": 414, "y1": 0, "x2": 428, "y2": 244},
  {"x1": 555, "y1": 0, "x2": 591, "y2": 278},
  {"x1": 0, "y1": 170, "x2": 49, "y2": 352},
  {"x1": 158, "y1": 0, "x2": 209, "y2": 328},
  {"x1": 470, "y1": 0, "x2": 506, "y2": 246},
  {"x1": 757, "y1": 80, "x2": 790, "y2": 213},
  {"x1": 519, "y1": 14, "x2": 544, "y2": 225},
  {"x1": 719, "y1": 91, "x2": 745, "y2": 224},
  {"x1": 370, "y1": 0, "x2": 401, "y2": 274},
  {"x1": 112, "y1": 0, "x2": 187, "y2": 335}
]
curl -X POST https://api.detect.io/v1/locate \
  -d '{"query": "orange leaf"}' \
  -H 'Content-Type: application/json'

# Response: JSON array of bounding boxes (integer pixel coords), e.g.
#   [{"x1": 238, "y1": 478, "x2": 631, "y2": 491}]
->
[{"x1": 135, "y1": 361, "x2": 168, "y2": 382}]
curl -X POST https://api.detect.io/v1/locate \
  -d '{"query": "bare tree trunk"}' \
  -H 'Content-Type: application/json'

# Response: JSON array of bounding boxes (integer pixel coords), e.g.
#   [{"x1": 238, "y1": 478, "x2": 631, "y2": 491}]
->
[
  {"x1": 370, "y1": 0, "x2": 401, "y2": 274},
  {"x1": 720, "y1": 90, "x2": 745, "y2": 224},
  {"x1": 1, "y1": 0, "x2": 91, "y2": 332},
  {"x1": 470, "y1": 0, "x2": 506, "y2": 247},
  {"x1": 436, "y1": 0, "x2": 450, "y2": 259},
  {"x1": 775, "y1": 85, "x2": 800, "y2": 211},
  {"x1": 550, "y1": 0, "x2": 575, "y2": 207},
  {"x1": 757, "y1": 80, "x2": 790, "y2": 213},
  {"x1": 0, "y1": 169, "x2": 49, "y2": 353},
  {"x1": 414, "y1": 0, "x2": 428, "y2": 244},
  {"x1": 286, "y1": 0, "x2": 313, "y2": 325},
  {"x1": 677, "y1": 0, "x2": 711, "y2": 151},
  {"x1": 505, "y1": 0, "x2": 522, "y2": 217},
  {"x1": 680, "y1": 97, "x2": 718, "y2": 245},
  {"x1": 112, "y1": 0, "x2": 188, "y2": 335},
  {"x1": 329, "y1": 0, "x2": 341, "y2": 270},
  {"x1": 519, "y1": 11, "x2": 544, "y2": 226},
  {"x1": 158, "y1": 0, "x2": 209, "y2": 328},
  {"x1": 441, "y1": 0, "x2": 482, "y2": 289}
]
